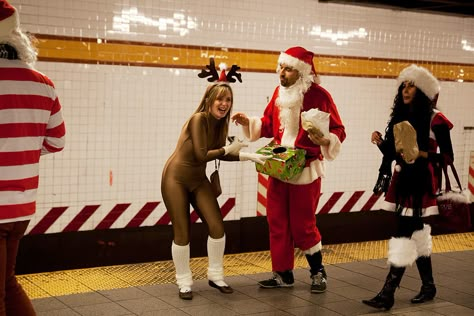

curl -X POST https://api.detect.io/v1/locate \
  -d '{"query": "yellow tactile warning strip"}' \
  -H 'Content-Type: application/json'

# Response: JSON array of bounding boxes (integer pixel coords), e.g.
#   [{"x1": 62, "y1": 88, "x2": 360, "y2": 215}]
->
[
  {"x1": 18, "y1": 232, "x2": 473, "y2": 299},
  {"x1": 34, "y1": 35, "x2": 473, "y2": 82}
]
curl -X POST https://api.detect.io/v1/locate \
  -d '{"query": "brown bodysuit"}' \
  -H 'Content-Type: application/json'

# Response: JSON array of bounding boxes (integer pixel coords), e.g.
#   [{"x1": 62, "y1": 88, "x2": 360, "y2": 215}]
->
[{"x1": 161, "y1": 112, "x2": 237, "y2": 245}]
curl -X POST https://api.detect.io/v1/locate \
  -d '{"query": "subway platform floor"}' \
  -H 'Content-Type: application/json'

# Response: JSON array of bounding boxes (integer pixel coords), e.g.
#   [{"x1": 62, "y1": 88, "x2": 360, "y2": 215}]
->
[{"x1": 20, "y1": 232, "x2": 473, "y2": 316}]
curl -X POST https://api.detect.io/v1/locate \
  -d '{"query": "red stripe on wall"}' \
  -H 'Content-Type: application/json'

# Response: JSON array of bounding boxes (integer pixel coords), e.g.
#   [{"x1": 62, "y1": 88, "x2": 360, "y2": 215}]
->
[
  {"x1": 361, "y1": 193, "x2": 383, "y2": 211},
  {"x1": 126, "y1": 202, "x2": 160, "y2": 228},
  {"x1": 28, "y1": 206, "x2": 68, "y2": 235},
  {"x1": 220, "y1": 198, "x2": 236, "y2": 218},
  {"x1": 469, "y1": 166, "x2": 474, "y2": 177},
  {"x1": 257, "y1": 192, "x2": 267, "y2": 208},
  {"x1": 318, "y1": 192, "x2": 344, "y2": 214},
  {"x1": 258, "y1": 173, "x2": 268, "y2": 187},
  {"x1": 95, "y1": 203, "x2": 131, "y2": 230},
  {"x1": 340, "y1": 191, "x2": 365, "y2": 212},
  {"x1": 189, "y1": 198, "x2": 236, "y2": 223},
  {"x1": 62, "y1": 205, "x2": 100, "y2": 232},
  {"x1": 156, "y1": 211, "x2": 171, "y2": 225}
]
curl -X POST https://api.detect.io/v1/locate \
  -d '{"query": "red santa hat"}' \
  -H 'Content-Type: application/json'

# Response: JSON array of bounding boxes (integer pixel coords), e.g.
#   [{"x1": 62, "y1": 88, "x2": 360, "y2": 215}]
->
[
  {"x1": 397, "y1": 64, "x2": 440, "y2": 101},
  {"x1": 0, "y1": 0, "x2": 19, "y2": 37},
  {"x1": 278, "y1": 46, "x2": 320, "y2": 84}
]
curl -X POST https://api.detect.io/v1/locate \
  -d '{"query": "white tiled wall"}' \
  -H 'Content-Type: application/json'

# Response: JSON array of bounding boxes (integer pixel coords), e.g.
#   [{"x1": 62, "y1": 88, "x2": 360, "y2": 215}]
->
[{"x1": 9, "y1": 0, "x2": 474, "y2": 232}]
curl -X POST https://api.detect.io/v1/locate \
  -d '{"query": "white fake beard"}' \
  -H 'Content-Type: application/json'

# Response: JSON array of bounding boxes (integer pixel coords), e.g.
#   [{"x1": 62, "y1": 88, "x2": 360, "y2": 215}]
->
[{"x1": 276, "y1": 78, "x2": 310, "y2": 147}]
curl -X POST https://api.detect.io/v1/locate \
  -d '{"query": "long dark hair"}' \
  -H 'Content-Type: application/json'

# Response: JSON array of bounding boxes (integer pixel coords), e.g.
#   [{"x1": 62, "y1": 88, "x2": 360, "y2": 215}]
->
[
  {"x1": 387, "y1": 82, "x2": 435, "y2": 152},
  {"x1": 194, "y1": 82, "x2": 233, "y2": 147},
  {"x1": 388, "y1": 82, "x2": 437, "y2": 216}
]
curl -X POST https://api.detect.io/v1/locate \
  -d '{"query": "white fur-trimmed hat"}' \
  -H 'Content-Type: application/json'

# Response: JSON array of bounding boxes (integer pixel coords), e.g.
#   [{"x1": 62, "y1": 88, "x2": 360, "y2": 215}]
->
[
  {"x1": 397, "y1": 64, "x2": 440, "y2": 100},
  {"x1": 0, "y1": 0, "x2": 19, "y2": 37},
  {"x1": 278, "y1": 46, "x2": 320, "y2": 84}
]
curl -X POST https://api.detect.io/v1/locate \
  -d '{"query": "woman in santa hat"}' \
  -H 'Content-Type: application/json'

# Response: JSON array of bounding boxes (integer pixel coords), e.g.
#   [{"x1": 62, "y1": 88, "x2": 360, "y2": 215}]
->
[{"x1": 364, "y1": 64, "x2": 454, "y2": 310}]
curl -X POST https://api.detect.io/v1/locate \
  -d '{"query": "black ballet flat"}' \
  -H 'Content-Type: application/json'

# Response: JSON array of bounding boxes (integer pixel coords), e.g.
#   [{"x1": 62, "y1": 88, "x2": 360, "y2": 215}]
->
[
  {"x1": 178, "y1": 290, "x2": 193, "y2": 300},
  {"x1": 208, "y1": 280, "x2": 234, "y2": 294}
]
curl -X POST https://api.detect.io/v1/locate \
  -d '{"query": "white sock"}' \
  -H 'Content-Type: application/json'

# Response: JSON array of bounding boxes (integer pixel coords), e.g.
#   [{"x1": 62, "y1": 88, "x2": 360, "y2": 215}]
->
[
  {"x1": 172, "y1": 241, "x2": 193, "y2": 290},
  {"x1": 207, "y1": 235, "x2": 228, "y2": 287}
]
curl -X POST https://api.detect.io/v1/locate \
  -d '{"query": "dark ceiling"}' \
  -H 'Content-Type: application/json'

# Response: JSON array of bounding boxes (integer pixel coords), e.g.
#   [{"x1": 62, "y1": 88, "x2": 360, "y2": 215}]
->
[{"x1": 319, "y1": 0, "x2": 474, "y2": 17}]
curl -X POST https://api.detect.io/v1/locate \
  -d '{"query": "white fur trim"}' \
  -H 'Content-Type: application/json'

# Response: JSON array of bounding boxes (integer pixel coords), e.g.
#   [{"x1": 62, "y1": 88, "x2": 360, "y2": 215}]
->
[
  {"x1": 0, "y1": 9, "x2": 19, "y2": 37},
  {"x1": 437, "y1": 190, "x2": 470, "y2": 203},
  {"x1": 411, "y1": 224, "x2": 432, "y2": 257},
  {"x1": 278, "y1": 52, "x2": 312, "y2": 76},
  {"x1": 243, "y1": 116, "x2": 262, "y2": 141},
  {"x1": 303, "y1": 241, "x2": 322, "y2": 255},
  {"x1": 277, "y1": 52, "x2": 320, "y2": 84},
  {"x1": 387, "y1": 237, "x2": 417, "y2": 267},
  {"x1": 380, "y1": 201, "x2": 439, "y2": 217},
  {"x1": 320, "y1": 133, "x2": 341, "y2": 161},
  {"x1": 286, "y1": 158, "x2": 325, "y2": 185},
  {"x1": 397, "y1": 64, "x2": 440, "y2": 100}
]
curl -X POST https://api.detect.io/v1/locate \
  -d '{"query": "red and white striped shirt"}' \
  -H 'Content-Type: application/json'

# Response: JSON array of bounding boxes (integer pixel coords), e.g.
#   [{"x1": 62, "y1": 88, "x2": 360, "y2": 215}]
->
[{"x1": 0, "y1": 59, "x2": 65, "y2": 223}]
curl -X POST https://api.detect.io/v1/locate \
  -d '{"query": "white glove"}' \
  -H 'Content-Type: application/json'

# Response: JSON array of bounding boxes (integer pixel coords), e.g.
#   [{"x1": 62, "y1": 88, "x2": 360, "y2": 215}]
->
[
  {"x1": 223, "y1": 139, "x2": 248, "y2": 155},
  {"x1": 239, "y1": 152, "x2": 272, "y2": 165}
]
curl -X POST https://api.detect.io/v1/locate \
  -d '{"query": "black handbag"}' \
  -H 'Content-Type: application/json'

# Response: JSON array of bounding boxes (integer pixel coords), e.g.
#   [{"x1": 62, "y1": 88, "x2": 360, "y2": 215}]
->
[{"x1": 210, "y1": 160, "x2": 222, "y2": 197}]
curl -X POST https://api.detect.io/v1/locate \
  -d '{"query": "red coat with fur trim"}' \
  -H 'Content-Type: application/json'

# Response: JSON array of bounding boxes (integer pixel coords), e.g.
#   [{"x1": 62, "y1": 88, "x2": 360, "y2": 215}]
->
[{"x1": 260, "y1": 83, "x2": 346, "y2": 162}]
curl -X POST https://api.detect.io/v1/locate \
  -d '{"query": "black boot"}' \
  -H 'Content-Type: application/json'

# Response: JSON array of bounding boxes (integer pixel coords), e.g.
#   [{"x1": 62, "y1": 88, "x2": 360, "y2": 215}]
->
[
  {"x1": 362, "y1": 266, "x2": 405, "y2": 310},
  {"x1": 411, "y1": 256, "x2": 436, "y2": 303}
]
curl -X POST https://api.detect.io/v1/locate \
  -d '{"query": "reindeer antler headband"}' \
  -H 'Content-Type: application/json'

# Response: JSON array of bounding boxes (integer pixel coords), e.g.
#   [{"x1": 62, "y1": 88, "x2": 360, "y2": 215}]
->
[{"x1": 198, "y1": 58, "x2": 242, "y2": 83}]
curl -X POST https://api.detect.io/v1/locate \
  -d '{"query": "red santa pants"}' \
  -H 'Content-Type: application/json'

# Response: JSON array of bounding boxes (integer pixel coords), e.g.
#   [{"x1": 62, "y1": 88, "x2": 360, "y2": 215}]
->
[{"x1": 266, "y1": 177, "x2": 322, "y2": 272}]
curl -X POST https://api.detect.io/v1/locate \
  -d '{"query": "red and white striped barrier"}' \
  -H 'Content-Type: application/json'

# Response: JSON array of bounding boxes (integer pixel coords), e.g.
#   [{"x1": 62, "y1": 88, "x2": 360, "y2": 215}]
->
[
  {"x1": 257, "y1": 174, "x2": 385, "y2": 216},
  {"x1": 27, "y1": 198, "x2": 236, "y2": 235}
]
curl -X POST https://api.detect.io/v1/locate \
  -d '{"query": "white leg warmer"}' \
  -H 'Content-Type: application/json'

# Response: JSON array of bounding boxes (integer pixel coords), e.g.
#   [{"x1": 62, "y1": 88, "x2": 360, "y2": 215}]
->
[
  {"x1": 411, "y1": 224, "x2": 432, "y2": 257},
  {"x1": 207, "y1": 235, "x2": 227, "y2": 286},
  {"x1": 303, "y1": 241, "x2": 322, "y2": 255},
  {"x1": 172, "y1": 241, "x2": 193, "y2": 290},
  {"x1": 387, "y1": 237, "x2": 417, "y2": 267}
]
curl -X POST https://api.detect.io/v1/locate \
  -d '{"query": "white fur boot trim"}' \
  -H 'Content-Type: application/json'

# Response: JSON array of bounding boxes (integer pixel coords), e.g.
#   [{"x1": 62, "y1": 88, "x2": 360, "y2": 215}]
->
[
  {"x1": 387, "y1": 237, "x2": 417, "y2": 267},
  {"x1": 411, "y1": 224, "x2": 432, "y2": 257},
  {"x1": 303, "y1": 241, "x2": 322, "y2": 255},
  {"x1": 172, "y1": 241, "x2": 193, "y2": 289},
  {"x1": 207, "y1": 235, "x2": 228, "y2": 286}
]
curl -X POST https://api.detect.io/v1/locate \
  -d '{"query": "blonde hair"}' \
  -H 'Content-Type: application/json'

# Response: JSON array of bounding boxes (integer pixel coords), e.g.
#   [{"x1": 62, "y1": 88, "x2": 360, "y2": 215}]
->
[{"x1": 194, "y1": 82, "x2": 233, "y2": 147}]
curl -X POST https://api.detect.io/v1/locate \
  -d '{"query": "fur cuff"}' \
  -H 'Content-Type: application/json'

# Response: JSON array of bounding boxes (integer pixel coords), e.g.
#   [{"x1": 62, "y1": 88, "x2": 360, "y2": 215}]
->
[
  {"x1": 320, "y1": 133, "x2": 341, "y2": 161},
  {"x1": 411, "y1": 224, "x2": 432, "y2": 257},
  {"x1": 244, "y1": 116, "x2": 262, "y2": 141},
  {"x1": 387, "y1": 237, "x2": 417, "y2": 267}
]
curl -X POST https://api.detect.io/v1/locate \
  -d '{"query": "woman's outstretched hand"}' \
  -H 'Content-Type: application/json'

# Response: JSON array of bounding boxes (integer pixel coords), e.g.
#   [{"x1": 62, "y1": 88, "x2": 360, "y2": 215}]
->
[{"x1": 231, "y1": 112, "x2": 249, "y2": 126}]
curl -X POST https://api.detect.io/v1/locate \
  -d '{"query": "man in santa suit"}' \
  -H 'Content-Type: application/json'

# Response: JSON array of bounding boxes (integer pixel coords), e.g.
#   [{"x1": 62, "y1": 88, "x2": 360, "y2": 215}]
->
[{"x1": 232, "y1": 46, "x2": 345, "y2": 293}]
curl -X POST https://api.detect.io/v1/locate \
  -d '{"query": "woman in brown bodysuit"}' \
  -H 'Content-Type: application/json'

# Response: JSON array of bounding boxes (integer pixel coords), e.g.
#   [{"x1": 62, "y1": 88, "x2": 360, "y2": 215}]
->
[{"x1": 161, "y1": 82, "x2": 268, "y2": 299}]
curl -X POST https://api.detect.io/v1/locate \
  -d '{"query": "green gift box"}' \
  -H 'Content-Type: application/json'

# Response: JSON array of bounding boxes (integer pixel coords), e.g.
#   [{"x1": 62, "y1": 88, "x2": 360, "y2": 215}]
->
[{"x1": 255, "y1": 141, "x2": 306, "y2": 181}]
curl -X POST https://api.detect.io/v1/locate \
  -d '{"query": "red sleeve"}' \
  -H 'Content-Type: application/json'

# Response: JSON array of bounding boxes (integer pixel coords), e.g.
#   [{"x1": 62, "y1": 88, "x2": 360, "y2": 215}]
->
[
  {"x1": 431, "y1": 112, "x2": 453, "y2": 130},
  {"x1": 260, "y1": 87, "x2": 279, "y2": 139}
]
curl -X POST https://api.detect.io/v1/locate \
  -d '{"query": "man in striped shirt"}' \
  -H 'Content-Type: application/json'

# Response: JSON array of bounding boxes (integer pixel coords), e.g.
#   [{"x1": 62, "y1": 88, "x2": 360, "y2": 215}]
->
[{"x1": 0, "y1": 1, "x2": 65, "y2": 314}]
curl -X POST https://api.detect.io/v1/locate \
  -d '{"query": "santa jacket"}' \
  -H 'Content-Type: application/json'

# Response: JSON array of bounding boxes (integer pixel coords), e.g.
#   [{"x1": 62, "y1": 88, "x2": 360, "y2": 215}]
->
[
  {"x1": 0, "y1": 59, "x2": 66, "y2": 223},
  {"x1": 244, "y1": 83, "x2": 346, "y2": 184}
]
